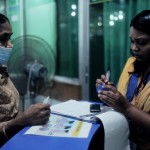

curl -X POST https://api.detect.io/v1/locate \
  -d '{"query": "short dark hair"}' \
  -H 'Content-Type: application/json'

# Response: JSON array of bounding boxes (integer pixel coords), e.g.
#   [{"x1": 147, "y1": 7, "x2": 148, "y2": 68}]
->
[
  {"x1": 130, "y1": 10, "x2": 150, "y2": 36},
  {"x1": 0, "y1": 13, "x2": 10, "y2": 24}
]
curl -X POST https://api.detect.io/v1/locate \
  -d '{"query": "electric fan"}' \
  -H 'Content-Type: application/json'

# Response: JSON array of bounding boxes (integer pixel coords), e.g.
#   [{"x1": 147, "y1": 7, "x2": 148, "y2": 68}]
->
[{"x1": 7, "y1": 35, "x2": 56, "y2": 109}]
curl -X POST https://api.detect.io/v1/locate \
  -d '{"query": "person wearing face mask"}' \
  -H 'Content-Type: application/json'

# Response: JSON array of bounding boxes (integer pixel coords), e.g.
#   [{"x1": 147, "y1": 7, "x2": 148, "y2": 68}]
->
[
  {"x1": 0, "y1": 47, "x2": 12, "y2": 65},
  {"x1": 96, "y1": 10, "x2": 150, "y2": 150},
  {"x1": 0, "y1": 14, "x2": 51, "y2": 147}
]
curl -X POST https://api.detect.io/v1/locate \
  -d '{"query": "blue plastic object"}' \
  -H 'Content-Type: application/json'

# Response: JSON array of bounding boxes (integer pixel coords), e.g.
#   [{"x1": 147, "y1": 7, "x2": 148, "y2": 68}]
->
[{"x1": 96, "y1": 85, "x2": 109, "y2": 93}]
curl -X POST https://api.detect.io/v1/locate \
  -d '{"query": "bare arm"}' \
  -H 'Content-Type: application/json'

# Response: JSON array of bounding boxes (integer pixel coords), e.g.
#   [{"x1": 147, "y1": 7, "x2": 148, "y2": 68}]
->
[
  {"x1": 124, "y1": 104, "x2": 150, "y2": 132},
  {"x1": 0, "y1": 103, "x2": 50, "y2": 147},
  {"x1": 96, "y1": 77, "x2": 150, "y2": 133}
]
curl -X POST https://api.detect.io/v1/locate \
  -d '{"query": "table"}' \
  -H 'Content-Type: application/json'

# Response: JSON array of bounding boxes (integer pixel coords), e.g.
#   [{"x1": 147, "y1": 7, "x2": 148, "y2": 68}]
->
[
  {"x1": 1, "y1": 119, "x2": 104, "y2": 150},
  {"x1": 1, "y1": 100, "x2": 130, "y2": 150}
]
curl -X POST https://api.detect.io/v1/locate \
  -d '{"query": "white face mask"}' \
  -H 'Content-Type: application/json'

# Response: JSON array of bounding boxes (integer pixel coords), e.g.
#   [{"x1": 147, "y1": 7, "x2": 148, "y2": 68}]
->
[{"x1": 0, "y1": 46, "x2": 12, "y2": 65}]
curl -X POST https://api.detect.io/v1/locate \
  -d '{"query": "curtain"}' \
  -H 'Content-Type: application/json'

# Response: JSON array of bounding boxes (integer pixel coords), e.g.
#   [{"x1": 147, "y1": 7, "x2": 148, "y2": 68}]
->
[{"x1": 103, "y1": 0, "x2": 150, "y2": 84}]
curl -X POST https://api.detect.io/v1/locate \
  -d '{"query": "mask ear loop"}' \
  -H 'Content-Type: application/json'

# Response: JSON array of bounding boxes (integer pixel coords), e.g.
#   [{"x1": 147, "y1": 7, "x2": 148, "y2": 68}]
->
[{"x1": 6, "y1": 40, "x2": 13, "y2": 48}]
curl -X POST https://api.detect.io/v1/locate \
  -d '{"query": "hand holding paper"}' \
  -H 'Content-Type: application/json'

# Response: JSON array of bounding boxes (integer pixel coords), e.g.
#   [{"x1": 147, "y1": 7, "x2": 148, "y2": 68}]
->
[{"x1": 43, "y1": 96, "x2": 51, "y2": 104}]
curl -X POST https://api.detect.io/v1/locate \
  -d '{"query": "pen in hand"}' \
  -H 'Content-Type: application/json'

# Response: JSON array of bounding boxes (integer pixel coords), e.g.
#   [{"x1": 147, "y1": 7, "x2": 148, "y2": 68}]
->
[
  {"x1": 105, "y1": 66, "x2": 110, "y2": 84},
  {"x1": 96, "y1": 66, "x2": 111, "y2": 93}
]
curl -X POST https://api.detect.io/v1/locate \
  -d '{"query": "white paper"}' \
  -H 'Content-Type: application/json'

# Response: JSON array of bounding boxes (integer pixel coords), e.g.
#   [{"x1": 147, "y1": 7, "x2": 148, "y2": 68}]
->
[
  {"x1": 96, "y1": 111, "x2": 130, "y2": 150},
  {"x1": 51, "y1": 100, "x2": 106, "y2": 120},
  {"x1": 51, "y1": 100, "x2": 91, "y2": 116},
  {"x1": 25, "y1": 114, "x2": 92, "y2": 138},
  {"x1": 51, "y1": 100, "x2": 112, "y2": 122},
  {"x1": 28, "y1": 99, "x2": 130, "y2": 149},
  {"x1": 43, "y1": 96, "x2": 51, "y2": 104}
]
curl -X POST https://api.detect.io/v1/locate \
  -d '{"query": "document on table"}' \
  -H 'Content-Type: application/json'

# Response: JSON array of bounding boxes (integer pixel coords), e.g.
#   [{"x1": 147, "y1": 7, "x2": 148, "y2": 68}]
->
[
  {"x1": 50, "y1": 99, "x2": 113, "y2": 123},
  {"x1": 51, "y1": 100, "x2": 105, "y2": 122},
  {"x1": 50, "y1": 100, "x2": 130, "y2": 150},
  {"x1": 25, "y1": 99, "x2": 130, "y2": 150},
  {"x1": 25, "y1": 113, "x2": 92, "y2": 138},
  {"x1": 96, "y1": 111, "x2": 130, "y2": 150},
  {"x1": 51, "y1": 99, "x2": 91, "y2": 117}
]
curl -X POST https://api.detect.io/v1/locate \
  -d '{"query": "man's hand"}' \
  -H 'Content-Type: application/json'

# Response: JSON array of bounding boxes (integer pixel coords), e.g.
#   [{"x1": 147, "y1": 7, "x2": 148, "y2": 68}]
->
[{"x1": 15, "y1": 103, "x2": 51, "y2": 126}]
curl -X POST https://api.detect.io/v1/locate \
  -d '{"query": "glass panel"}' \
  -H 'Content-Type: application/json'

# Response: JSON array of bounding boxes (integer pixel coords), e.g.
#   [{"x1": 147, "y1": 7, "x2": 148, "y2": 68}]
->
[
  {"x1": 25, "y1": 0, "x2": 56, "y2": 54},
  {"x1": 7, "y1": 0, "x2": 22, "y2": 39},
  {"x1": 103, "y1": 0, "x2": 150, "y2": 84},
  {"x1": 56, "y1": 0, "x2": 78, "y2": 77},
  {"x1": 103, "y1": 0, "x2": 129, "y2": 84},
  {"x1": 89, "y1": 2, "x2": 104, "y2": 100},
  {"x1": 89, "y1": 0, "x2": 150, "y2": 100},
  {"x1": 0, "y1": 0, "x2": 5, "y2": 14}
]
